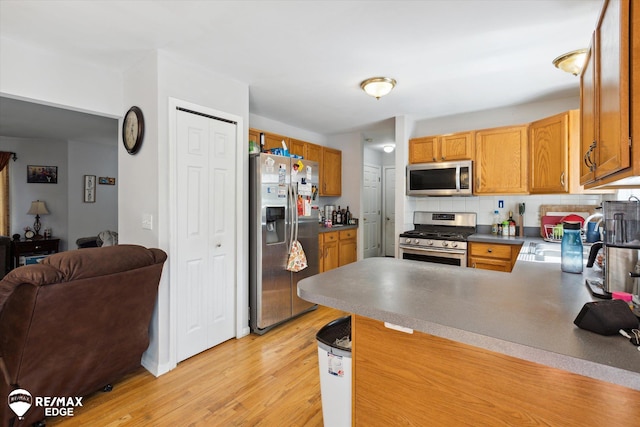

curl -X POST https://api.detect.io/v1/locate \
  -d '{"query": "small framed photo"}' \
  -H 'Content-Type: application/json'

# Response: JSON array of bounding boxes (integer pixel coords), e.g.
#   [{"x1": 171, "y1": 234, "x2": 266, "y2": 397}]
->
[
  {"x1": 98, "y1": 176, "x2": 116, "y2": 185},
  {"x1": 27, "y1": 165, "x2": 58, "y2": 183},
  {"x1": 84, "y1": 175, "x2": 96, "y2": 203}
]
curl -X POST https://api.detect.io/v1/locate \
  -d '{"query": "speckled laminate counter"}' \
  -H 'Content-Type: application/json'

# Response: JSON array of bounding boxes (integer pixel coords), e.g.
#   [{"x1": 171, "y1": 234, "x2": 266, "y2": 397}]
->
[
  {"x1": 318, "y1": 224, "x2": 358, "y2": 233},
  {"x1": 298, "y1": 255, "x2": 640, "y2": 390}
]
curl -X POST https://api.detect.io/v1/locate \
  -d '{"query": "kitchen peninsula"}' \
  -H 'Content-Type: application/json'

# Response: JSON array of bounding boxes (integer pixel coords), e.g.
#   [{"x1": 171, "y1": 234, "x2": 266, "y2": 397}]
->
[{"x1": 298, "y1": 257, "x2": 640, "y2": 425}]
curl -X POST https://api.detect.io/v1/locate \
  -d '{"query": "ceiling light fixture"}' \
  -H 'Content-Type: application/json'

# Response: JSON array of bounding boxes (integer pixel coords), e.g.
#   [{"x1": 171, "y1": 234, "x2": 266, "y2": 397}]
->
[
  {"x1": 552, "y1": 48, "x2": 588, "y2": 76},
  {"x1": 360, "y1": 77, "x2": 397, "y2": 99},
  {"x1": 383, "y1": 145, "x2": 395, "y2": 153}
]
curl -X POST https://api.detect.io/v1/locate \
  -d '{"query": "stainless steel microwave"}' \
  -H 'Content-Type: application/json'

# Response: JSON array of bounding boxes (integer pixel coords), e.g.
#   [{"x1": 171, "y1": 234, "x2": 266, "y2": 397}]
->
[{"x1": 406, "y1": 160, "x2": 473, "y2": 196}]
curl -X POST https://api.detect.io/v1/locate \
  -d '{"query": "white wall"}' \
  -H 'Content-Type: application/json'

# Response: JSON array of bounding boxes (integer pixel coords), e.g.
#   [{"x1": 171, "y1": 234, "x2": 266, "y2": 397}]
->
[
  {"x1": 0, "y1": 136, "x2": 118, "y2": 251},
  {"x1": 123, "y1": 50, "x2": 250, "y2": 376},
  {"x1": 67, "y1": 140, "x2": 118, "y2": 247},
  {"x1": 413, "y1": 96, "x2": 580, "y2": 137},
  {"x1": 0, "y1": 37, "x2": 123, "y2": 118},
  {"x1": 1, "y1": 137, "x2": 69, "y2": 247},
  {"x1": 249, "y1": 114, "x2": 327, "y2": 146}
]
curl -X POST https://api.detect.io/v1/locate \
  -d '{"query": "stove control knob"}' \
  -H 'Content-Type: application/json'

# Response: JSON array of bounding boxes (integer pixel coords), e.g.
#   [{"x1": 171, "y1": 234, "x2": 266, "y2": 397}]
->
[
  {"x1": 413, "y1": 239, "x2": 420, "y2": 245},
  {"x1": 427, "y1": 240, "x2": 433, "y2": 246},
  {"x1": 405, "y1": 238, "x2": 412, "y2": 244},
  {"x1": 451, "y1": 241, "x2": 458, "y2": 248},
  {"x1": 442, "y1": 241, "x2": 449, "y2": 247}
]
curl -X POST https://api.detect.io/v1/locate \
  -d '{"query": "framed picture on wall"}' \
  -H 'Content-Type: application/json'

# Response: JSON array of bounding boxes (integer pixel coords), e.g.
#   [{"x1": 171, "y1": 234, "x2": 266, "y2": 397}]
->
[
  {"x1": 27, "y1": 165, "x2": 58, "y2": 183},
  {"x1": 83, "y1": 175, "x2": 96, "y2": 203}
]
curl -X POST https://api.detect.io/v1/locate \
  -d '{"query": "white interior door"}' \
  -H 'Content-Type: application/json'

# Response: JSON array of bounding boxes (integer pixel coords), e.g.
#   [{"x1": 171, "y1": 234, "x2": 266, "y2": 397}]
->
[
  {"x1": 176, "y1": 108, "x2": 236, "y2": 362},
  {"x1": 384, "y1": 166, "x2": 396, "y2": 257},
  {"x1": 363, "y1": 164, "x2": 381, "y2": 258}
]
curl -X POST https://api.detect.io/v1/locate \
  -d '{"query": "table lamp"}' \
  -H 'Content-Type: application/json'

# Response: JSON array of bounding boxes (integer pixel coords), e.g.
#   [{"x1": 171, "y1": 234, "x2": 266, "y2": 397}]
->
[{"x1": 27, "y1": 200, "x2": 49, "y2": 238}]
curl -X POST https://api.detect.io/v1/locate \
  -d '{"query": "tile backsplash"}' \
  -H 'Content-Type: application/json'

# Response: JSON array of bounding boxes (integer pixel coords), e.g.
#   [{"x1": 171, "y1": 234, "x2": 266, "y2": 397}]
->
[{"x1": 405, "y1": 193, "x2": 626, "y2": 228}]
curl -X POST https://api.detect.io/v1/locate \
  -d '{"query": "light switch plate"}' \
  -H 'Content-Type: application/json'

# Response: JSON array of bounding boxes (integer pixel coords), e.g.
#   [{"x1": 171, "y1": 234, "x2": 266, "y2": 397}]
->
[{"x1": 142, "y1": 213, "x2": 153, "y2": 230}]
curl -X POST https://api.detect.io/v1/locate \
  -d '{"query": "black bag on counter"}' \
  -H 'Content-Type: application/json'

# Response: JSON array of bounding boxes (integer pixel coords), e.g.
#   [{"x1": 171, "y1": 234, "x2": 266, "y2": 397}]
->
[{"x1": 574, "y1": 299, "x2": 639, "y2": 335}]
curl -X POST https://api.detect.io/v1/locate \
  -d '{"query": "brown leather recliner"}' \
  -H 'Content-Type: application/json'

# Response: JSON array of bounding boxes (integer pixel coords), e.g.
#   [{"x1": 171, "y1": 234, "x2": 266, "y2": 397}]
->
[{"x1": 0, "y1": 244, "x2": 167, "y2": 427}]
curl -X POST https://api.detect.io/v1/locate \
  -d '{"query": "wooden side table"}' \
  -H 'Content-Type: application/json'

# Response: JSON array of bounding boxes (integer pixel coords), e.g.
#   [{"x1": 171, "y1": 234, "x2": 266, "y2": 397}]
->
[{"x1": 11, "y1": 238, "x2": 60, "y2": 269}]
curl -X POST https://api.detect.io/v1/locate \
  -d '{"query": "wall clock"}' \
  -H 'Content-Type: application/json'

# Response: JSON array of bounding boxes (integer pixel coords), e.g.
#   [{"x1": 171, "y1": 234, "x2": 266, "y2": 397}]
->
[{"x1": 122, "y1": 106, "x2": 145, "y2": 154}]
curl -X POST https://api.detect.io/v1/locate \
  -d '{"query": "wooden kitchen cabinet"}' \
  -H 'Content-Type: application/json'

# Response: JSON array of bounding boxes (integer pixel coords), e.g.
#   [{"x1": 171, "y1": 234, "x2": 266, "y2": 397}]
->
[
  {"x1": 352, "y1": 314, "x2": 639, "y2": 426},
  {"x1": 338, "y1": 229, "x2": 357, "y2": 266},
  {"x1": 409, "y1": 132, "x2": 473, "y2": 164},
  {"x1": 289, "y1": 138, "x2": 323, "y2": 163},
  {"x1": 248, "y1": 128, "x2": 260, "y2": 150},
  {"x1": 529, "y1": 111, "x2": 572, "y2": 194},
  {"x1": 249, "y1": 128, "x2": 290, "y2": 152},
  {"x1": 474, "y1": 125, "x2": 528, "y2": 194},
  {"x1": 321, "y1": 146, "x2": 341, "y2": 196},
  {"x1": 319, "y1": 231, "x2": 339, "y2": 273},
  {"x1": 580, "y1": 0, "x2": 632, "y2": 186},
  {"x1": 289, "y1": 138, "x2": 306, "y2": 157},
  {"x1": 319, "y1": 228, "x2": 357, "y2": 272},
  {"x1": 468, "y1": 241, "x2": 521, "y2": 272},
  {"x1": 530, "y1": 110, "x2": 613, "y2": 195}
]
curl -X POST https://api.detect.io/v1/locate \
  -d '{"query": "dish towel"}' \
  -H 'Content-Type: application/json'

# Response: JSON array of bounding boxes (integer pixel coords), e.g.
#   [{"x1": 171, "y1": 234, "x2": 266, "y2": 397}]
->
[{"x1": 286, "y1": 185, "x2": 308, "y2": 272}]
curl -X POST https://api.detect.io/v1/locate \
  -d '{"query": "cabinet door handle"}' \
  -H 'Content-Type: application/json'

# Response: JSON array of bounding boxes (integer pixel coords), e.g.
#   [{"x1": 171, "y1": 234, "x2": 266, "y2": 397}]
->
[
  {"x1": 487, "y1": 248, "x2": 492, "y2": 253},
  {"x1": 560, "y1": 172, "x2": 565, "y2": 187},
  {"x1": 441, "y1": 156, "x2": 446, "y2": 161},
  {"x1": 432, "y1": 157, "x2": 437, "y2": 162}
]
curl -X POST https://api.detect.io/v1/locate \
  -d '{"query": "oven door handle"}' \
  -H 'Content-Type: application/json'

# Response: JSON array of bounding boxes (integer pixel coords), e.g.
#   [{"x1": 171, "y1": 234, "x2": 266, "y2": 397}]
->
[{"x1": 398, "y1": 245, "x2": 467, "y2": 256}]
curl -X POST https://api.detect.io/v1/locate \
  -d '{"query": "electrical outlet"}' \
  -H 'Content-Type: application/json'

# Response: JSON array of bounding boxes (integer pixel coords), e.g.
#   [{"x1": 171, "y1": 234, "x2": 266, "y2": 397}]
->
[
  {"x1": 498, "y1": 200, "x2": 504, "y2": 209},
  {"x1": 142, "y1": 214, "x2": 153, "y2": 230}
]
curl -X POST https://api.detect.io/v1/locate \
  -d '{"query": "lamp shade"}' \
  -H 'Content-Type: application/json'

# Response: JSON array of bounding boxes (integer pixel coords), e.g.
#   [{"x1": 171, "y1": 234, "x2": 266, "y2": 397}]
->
[
  {"x1": 552, "y1": 49, "x2": 588, "y2": 76},
  {"x1": 27, "y1": 200, "x2": 49, "y2": 215},
  {"x1": 360, "y1": 77, "x2": 397, "y2": 99}
]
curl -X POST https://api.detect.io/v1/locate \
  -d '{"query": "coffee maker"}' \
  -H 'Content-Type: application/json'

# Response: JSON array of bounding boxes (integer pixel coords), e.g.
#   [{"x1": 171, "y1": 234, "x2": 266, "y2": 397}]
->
[{"x1": 601, "y1": 200, "x2": 640, "y2": 295}]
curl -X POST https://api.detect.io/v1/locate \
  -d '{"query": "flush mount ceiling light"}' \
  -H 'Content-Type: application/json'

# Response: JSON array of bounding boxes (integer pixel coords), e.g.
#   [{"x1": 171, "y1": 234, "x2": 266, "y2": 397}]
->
[
  {"x1": 552, "y1": 49, "x2": 588, "y2": 76},
  {"x1": 383, "y1": 145, "x2": 395, "y2": 153},
  {"x1": 360, "y1": 77, "x2": 397, "y2": 99}
]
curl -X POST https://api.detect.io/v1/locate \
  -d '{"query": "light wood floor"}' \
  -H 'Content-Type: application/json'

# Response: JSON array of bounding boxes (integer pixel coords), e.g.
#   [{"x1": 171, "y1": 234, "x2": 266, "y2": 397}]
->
[{"x1": 48, "y1": 305, "x2": 347, "y2": 426}]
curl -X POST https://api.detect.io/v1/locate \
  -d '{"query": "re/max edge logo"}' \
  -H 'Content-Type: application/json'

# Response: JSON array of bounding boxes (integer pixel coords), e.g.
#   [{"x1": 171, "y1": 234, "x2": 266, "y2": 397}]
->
[{"x1": 8, "y1": 389, "x2": 82, "y2": 419}]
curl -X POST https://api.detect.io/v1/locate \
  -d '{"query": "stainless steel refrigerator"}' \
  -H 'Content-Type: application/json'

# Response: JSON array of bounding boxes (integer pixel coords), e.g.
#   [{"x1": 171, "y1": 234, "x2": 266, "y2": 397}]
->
[{"x1": 249, "y1": 153, "x2": 319, "y2": 334}]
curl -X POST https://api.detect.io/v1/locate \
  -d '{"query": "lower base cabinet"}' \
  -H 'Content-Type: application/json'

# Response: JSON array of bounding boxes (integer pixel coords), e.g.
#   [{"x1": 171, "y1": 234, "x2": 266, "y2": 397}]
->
[
  {"x1": 468, "y1": 241, "x2": 522, "y2": 272},
  {"x1": 352, "y1": 315, "x2": 640, "y2": 426},
  {"x1": 319, "y1": 229, "x2": 357, "y2": 273}
]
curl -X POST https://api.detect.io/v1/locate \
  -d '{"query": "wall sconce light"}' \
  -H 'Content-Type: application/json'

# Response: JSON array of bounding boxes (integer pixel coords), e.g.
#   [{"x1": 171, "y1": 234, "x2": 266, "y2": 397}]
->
[
  {"x1": 383, "y1": 145, "x2": 395, "y2": 153},
  {"x1": 552, "y1": 49, "x2": 588, "y2": 76},
  {"x1": 360, "y1": 77, "x2": 397, "y2": 99},
  {"x1": 27, "y1": 200, "x2": 49, "y2": 238}
]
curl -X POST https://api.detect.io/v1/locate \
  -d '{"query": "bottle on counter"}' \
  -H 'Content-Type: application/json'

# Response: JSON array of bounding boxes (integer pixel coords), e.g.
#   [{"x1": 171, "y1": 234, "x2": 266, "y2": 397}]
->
[
  {"x1": 491, "y1": 210, "x2": 500, "y2": 234},
  {"x1": 508, "y1": 211, "x2": 516, "y2": 236},
  {"x1": 502, "y1": 220, "x2": 509, "y2": 236},
  {"x1": 345, "y1": 206, "x2": 351, "y2": 224},
  {"x1": 336, "y1": 206, "x2": 342, "y2": 224},
  {"x1": 561, "y1": 221, "x2": 583, "y2": 274}
]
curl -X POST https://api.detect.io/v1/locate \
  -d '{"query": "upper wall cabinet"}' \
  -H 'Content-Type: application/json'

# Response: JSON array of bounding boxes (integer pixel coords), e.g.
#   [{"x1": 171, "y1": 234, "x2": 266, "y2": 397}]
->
[
  {"x1": 474, "y1": 125, "x2": 528, "y2": 194},
  {"x1": 321, "y1": 147, "x2": 342, "y2": 196},
  {"x1": 249, "y1": 129, "x2": 341, "y2": 196},
  {"x1": 580, "y1": 0, "x2": 632, "y2": 186},
  {"x1": 529, "y1": 111, "x2": 571, "y2": 193},
  {"x1": 409, "y1": 131, "x2": 473, "y2": 164}
]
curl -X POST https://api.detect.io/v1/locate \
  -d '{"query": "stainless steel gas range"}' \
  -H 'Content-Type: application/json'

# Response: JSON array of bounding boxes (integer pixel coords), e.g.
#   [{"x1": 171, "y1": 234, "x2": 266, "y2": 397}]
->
[{"x1": 398, "y1": 211, "x2": 476, "y2": 267}]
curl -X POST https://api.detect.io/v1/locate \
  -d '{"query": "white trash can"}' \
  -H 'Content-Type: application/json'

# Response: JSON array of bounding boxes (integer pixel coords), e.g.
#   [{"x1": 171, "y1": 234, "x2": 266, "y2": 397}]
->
[{"x1": 316, "y1": 316, "x2": 351, "y2": 427}]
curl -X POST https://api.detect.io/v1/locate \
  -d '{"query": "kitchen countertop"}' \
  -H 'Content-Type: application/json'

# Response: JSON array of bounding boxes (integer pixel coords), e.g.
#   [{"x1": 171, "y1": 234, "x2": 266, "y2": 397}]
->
[
  {"x1": 468, "y1": 232, "x2": 527, "y2": 244},
  {"x1": 318, "y1": 224, "x2": 358, "y2": 233},
  {"x1": 298, "y1": 252, "x2": 640, "y2": 390}
]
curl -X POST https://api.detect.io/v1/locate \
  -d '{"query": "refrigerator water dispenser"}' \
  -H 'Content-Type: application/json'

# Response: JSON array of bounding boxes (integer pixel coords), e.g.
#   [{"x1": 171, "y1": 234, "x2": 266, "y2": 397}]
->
[{"x1": 266, "y1": 206, "x2": 285, "y2": 244}]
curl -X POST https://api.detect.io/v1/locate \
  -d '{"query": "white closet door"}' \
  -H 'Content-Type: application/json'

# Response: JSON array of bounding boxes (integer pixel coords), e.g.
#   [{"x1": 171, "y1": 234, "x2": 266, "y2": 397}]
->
[
  {"x1": 363, "y1": 164, "x2": 381, "y2": 258},
  {"x1": 176, "y1": 108, "x2": 236, "y2": 362}
]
